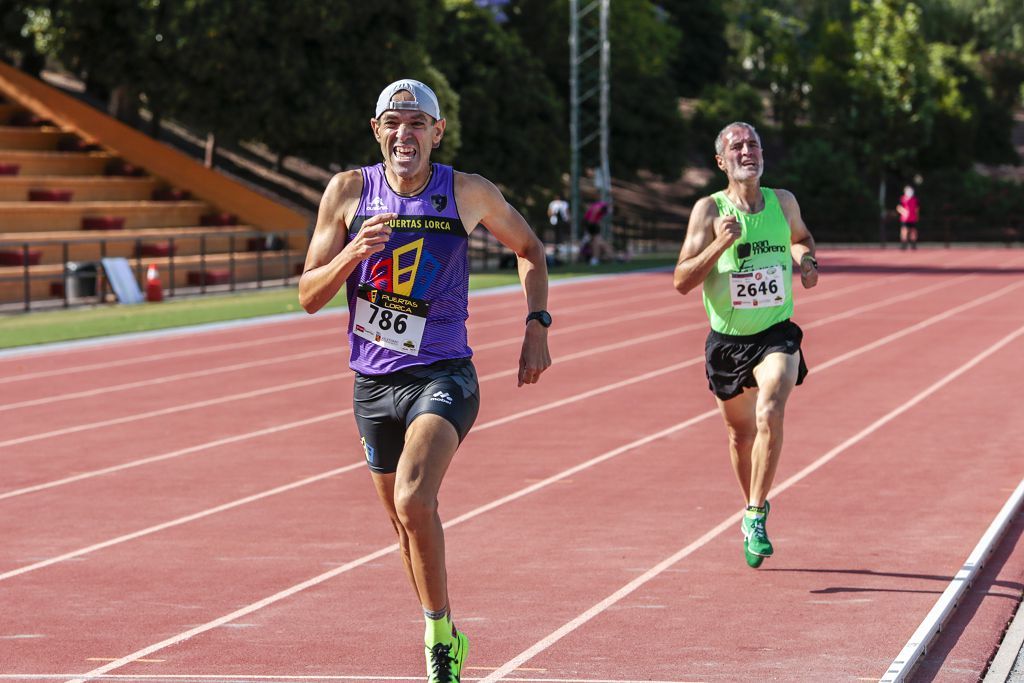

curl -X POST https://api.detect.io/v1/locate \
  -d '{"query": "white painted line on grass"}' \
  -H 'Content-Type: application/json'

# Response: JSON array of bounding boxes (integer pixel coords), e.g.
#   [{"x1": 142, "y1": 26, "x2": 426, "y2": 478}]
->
[
  {"x1": 479, "y1": 320, "x2": 1024, "y2": 682},
  {"x1": 881, "y1": 476, "x2": 1024, "y2": 683}
]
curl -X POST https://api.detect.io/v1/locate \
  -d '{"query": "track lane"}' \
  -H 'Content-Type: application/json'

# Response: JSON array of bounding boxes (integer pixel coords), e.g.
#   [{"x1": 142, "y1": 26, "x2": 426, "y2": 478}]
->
[
  {"x1": 1, "y1": 267, "x2": 1008, "y2": 569},
  {"x1": 8, "y1": 264, "x2": 1015, "y2": 679},
  {"x1": 4, "y1": 249, "x2": 1019, "y2": 679}
]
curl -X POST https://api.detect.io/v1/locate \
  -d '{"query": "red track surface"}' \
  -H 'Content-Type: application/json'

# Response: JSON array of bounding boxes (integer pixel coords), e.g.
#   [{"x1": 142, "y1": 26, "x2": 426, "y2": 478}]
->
[{"x1": 1, "y1": 247, "x2": 1023, "y2": 682}]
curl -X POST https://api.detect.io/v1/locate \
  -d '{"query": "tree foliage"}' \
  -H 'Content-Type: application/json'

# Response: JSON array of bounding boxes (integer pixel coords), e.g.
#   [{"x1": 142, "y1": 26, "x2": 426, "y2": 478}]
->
[
  {"x1": 432, "y1": 2, "x2": 562, "y2": 217},
  {"x1": 0, "y1": 0, "x2": 1018, "y2": 242}
]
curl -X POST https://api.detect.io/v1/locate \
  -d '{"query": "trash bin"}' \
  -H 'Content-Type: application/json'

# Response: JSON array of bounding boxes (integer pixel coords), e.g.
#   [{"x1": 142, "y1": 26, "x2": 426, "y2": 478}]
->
[{"x1": 65, "y1": 261, "x2": 99, "y2": 299}]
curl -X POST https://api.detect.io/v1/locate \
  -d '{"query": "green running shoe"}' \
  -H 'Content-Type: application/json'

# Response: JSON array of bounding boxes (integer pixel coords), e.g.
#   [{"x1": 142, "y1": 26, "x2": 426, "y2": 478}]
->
[
  {"x1": 741, "y1": 500, "x2": 773, "y2": 566},
  {"x1": 743, "y1": 537, "x2": 764, "y2": 568},
  {"x1": 426, "y1": 629, "x2": 469, "y2": 683}
]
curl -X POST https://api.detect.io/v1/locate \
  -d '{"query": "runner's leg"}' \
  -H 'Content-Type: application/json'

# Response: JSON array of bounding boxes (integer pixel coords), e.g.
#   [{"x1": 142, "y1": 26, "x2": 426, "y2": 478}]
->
[
  {"x1": 716, "y1": 389, "x2": 758, "y2": 503},
  {"x1": 393, "y1": 413, "x2": 460, "y2": 613},
  {"x1": 370, "y1": 472, "x2": 421, "y2": 602},
  {"x1": 748, "y1": 351, "x2": 800, "y2": 505}
]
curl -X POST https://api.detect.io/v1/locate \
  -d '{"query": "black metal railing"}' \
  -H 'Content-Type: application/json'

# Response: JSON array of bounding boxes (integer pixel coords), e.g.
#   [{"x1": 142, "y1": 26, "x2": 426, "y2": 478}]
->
[
  {"x1": 470, "y1": 212, "x2": 680, "y2": 271},
  {"x1": 0, "y1": 227, "x2": 308, "y2": 312},
  {"x1": 1, "y1": 214, "x2": 684, "y2": 312}
]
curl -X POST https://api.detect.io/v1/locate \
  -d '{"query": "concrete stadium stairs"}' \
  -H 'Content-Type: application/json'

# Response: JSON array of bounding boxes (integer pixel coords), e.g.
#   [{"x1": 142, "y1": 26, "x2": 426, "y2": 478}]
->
[{"x1": 0, "y1": 61, "x2": 312, "y2": 309}]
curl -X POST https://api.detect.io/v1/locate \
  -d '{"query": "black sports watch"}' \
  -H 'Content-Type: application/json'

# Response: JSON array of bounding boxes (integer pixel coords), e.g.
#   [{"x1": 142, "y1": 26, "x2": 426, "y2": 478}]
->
[{"x1": 525, "y1": 310, "x2": 552, "y2": 328}]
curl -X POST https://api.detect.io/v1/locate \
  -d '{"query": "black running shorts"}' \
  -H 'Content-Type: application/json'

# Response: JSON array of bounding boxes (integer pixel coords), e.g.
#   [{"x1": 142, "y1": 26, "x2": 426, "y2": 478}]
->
[
  {"x1": 704, "y1": 320, "x2": 808, "y2": 401},
  {"x1": 353, "y1": 357, "x2": 480, "y2": 474}
]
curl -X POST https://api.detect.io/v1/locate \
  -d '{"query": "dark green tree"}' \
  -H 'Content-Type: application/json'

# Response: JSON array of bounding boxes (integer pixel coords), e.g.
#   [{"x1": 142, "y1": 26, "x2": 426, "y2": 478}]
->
[
  {"x1": 163, "y1": 0, "x2": 456, "y2": 167},
  {"x1": 656, "y1": 0, "x2": 730, "y2": 97},
  {"x1": 432, "y1": 1, "x2": 563, "y2": 218},
  {"x1": 27, "y1": 0, "x2": 180, "y2": 124},
  {"x1": 505, "y1": 0, "x2": 688, "y2": 180},
  {"x1": 0, "y1": 2, "x2": 48, "y2": 74}
]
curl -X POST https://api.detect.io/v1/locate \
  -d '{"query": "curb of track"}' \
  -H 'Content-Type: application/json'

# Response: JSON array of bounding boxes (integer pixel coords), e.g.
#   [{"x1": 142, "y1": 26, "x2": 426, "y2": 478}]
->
[
  {"x1": 882, "y1": 479, "x2": 1024, "y2": 682},
  {"x1": 982, "y1": 560, "x2": 1024, "y2": 682}
]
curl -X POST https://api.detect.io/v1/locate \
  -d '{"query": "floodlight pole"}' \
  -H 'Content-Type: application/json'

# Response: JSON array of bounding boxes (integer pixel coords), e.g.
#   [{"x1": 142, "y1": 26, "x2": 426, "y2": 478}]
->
[{"x1": 569, "y1": 0, "x2": 611, "y2": 247}]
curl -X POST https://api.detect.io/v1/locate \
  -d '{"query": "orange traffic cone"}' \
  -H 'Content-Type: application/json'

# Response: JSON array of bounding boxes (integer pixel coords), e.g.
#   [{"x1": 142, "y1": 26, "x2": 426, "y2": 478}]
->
[{"x1": 146, "y1": 263, "x2": 163, "y2": 302}]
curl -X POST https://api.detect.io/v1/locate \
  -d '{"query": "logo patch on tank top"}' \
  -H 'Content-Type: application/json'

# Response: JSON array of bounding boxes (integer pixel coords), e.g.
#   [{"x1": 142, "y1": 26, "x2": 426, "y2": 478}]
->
[{"x1": 431, "y1": 193, "x2": 448, "y2": 212}]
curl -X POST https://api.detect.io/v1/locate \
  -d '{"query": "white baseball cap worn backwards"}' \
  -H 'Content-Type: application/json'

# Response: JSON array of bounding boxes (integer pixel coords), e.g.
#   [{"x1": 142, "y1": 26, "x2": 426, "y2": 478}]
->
[{"x1": 375, "y1": 79, "x2": 442, "y2": 121}]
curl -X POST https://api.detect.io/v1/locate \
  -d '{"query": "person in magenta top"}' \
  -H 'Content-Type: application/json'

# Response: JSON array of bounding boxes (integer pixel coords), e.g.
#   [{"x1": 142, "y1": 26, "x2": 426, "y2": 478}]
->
[
  {"x1": 299, "y1": 79, "x2": 552, "y2": 681},
  {"x1": 896, "y1": 185, "x2": 920, "y2": 250}
]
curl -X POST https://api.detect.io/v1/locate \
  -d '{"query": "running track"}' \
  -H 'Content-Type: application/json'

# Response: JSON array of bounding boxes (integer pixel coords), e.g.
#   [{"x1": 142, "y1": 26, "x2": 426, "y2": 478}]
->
[{"x1": 1, "y1": 247, "x2": 1022, "y2": 682}]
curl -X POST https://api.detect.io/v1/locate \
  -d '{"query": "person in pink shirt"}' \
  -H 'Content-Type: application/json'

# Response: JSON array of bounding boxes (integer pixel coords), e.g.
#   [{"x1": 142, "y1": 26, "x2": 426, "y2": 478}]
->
[{"x1": 896, "y1": 185, "x2": 920, "y2": 250}]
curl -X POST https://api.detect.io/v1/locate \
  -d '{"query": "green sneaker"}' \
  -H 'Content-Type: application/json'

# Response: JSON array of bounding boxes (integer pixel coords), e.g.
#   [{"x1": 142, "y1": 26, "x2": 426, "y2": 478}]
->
[
  {"x1": 743, "y1": 538, "x2": 765, "y2": 569},
  {"x1": 426, "y1": 629, "x2": 469, "y2": 683},
  {"x1": 741, "y1": 500, "x2": 773, "y2": 567}
]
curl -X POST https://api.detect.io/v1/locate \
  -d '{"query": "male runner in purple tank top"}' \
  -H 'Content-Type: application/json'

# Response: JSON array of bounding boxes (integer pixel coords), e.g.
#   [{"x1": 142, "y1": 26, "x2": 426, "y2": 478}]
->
[{"x1": 299, "y1": 79, "x2": 552, "y2": 681}]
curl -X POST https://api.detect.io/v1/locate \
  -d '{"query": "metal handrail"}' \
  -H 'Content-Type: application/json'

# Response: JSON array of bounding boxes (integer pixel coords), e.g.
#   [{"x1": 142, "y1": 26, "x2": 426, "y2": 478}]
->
[{"x1": 0, "y1": 227, "x2": 307, "y2": 311}]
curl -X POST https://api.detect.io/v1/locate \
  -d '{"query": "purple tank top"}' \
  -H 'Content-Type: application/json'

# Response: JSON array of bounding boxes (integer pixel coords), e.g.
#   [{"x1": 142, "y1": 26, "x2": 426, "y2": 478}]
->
[{"x1": 345, "y1": 163, "x2": 471, "y2": 375}]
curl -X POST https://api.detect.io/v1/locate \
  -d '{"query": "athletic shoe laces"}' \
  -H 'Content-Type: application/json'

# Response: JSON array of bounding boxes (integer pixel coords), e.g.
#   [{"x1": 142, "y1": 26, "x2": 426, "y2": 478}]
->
[
  {"x1": 750, "y1": 517, "x2": 767, "y2": 538},
  {"x1": 428, "y1": 642, "x2": 456, "y2": 682}
]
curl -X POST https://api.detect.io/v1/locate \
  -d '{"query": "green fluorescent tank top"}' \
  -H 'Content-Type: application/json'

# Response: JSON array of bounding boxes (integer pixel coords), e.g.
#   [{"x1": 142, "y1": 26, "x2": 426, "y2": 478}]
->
[{"x1": 703, "y1": 188, "x2": 794, "y2": 335}]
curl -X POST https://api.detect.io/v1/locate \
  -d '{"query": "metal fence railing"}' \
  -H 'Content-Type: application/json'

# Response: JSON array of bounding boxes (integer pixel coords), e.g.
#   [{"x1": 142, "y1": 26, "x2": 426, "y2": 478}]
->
[
  {"x1": 1, "y1": 213, "x2": 685, "y2": 312},
  {"x1": 470, "y1": 211, "x2": 680, "y2": 271},
  {"x1": 0, "y1": 227, "x2": 309, "y2": 312}
]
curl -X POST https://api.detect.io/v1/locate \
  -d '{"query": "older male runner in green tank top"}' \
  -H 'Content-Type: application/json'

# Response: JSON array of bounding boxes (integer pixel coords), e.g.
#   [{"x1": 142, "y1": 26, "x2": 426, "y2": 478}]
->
[{"x1": 673, "y1": 121, "x2": 819, "y2": 568}]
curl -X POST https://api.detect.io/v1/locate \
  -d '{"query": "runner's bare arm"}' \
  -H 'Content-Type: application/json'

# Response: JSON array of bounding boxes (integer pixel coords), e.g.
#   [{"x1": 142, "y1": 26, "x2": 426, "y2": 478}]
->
[
  {"x1": 777, "y1": 189, "x2": 818, "y2": 289},
  {"x1": 674, "y1": 196, "x2": 739, "y2": 295},
  {"x1": 455, "y1": 172, "x2": 551, "y2": 386},
  {"x1": 299, "y1": 171, "x2": 397, "y2": 314}
]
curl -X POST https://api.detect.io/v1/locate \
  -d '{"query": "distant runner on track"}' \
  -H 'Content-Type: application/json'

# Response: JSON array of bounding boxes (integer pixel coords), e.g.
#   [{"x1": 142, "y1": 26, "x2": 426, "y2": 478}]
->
[
  {"x1": 299, "y1": 78, "x2": 552, "y2": 680},
  {"x1": 673, "y1": 121, "x2": 818, "y2": 568}
]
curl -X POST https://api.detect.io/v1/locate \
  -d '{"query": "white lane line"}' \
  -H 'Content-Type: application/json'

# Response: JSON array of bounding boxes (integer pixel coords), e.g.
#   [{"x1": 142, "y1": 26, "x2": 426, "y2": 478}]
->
[
  {"x1": 61, "y1": 276, "x2": 1023, "y2": 683},
  {"x1": 0, "y1": 373, "x2": 348, "y2": 450},
  {"x1": 881, "y1": 477, "x2": 1024, "y2": 683},
  {"x1": 811, "y1": 280, "x2": 1024, "y2": 371},
  {"x1": 63, "y1": 415, "x2": 714, "y2": 683},
  {"x1": 2, "y1": 271, "x2": 881, "y2": 411},
  {"x1": 0, "y1": 463, "x2": 365, "y2": 581},
  {"x1": 0, "y1": 322, "x2": 695, "y2": 502},
  {"x1": 0, "y1": 273, "x2": 925, "y2": 443},
  {"x1": 0, "y1": 675, "x2": 703, "y2": 682},
  {"x1": 479, "y1": 320, "x2": 1024, "y2": 682},
  {"x1": 0, "y1": 411, "x2": 351, "y2": 501},
  {"x1": 0, "y1": 347, "x2": 344, "y2": 412},
  {"x1": 0, "y1": 246, "x2": 991, "y2": 374},
  {"x1": 0, "y1": 273, "x2": 977, "y2": 499},
  {"x1": 2, "y1": 275, "x2": 1012, "y2": 501},
  {"x1": 0, "y1": 329, "x2": 339, "y2": 385},
  {"x1": 0, "y1": 271, "x2": 661, "y2": 377},
  {"x1": 0, "y1": 302, "x2": 702, "y2": 447},
  {"x1": 802, "y1": 274, "x2": 974, "y2": 330},
  {"x1": 0, "y1": 348, "x2": 703, "y2": 580}
]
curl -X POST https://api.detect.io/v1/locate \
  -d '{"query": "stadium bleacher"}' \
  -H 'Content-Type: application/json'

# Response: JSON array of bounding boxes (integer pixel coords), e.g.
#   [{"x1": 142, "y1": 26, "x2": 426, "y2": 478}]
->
[{"x1": 0, "y1": 62, "x2": 312, "y2": 310}]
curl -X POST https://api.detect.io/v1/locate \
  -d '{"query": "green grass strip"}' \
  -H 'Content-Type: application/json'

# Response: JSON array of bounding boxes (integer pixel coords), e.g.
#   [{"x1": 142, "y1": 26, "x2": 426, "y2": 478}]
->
[{"x1": 0, "y1": 254, "x2": 674, "y2": 349}]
